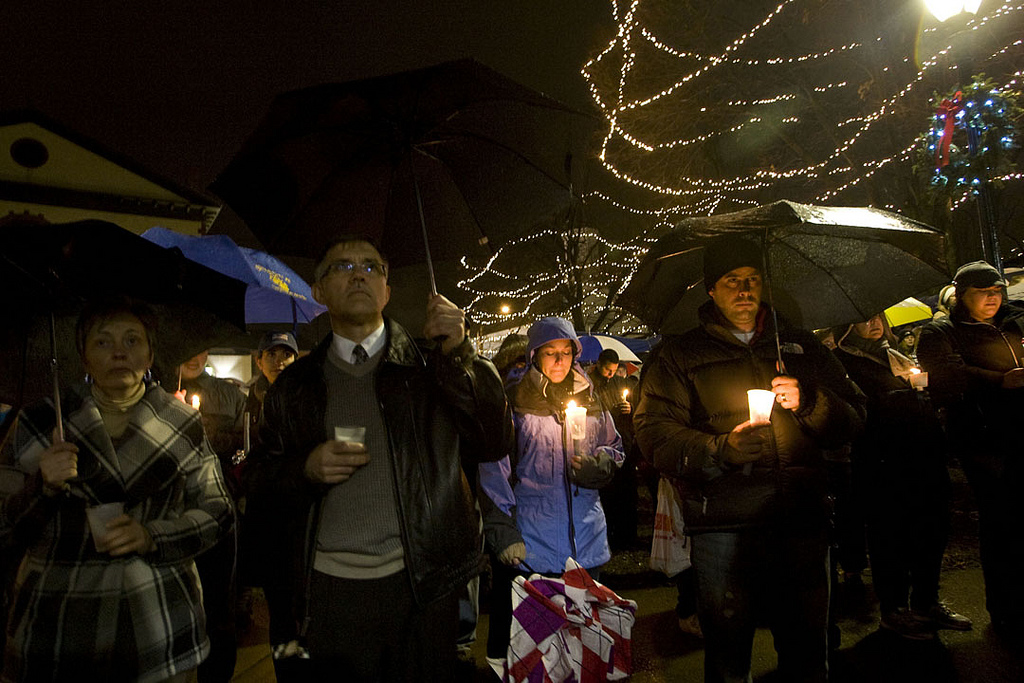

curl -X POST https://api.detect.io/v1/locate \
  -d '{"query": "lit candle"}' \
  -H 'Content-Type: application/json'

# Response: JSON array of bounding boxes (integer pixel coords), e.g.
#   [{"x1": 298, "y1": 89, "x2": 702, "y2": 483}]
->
[
  {"x1": 622, "y1": 388, "x2": 629, "y2": 401},
  {"x1": 565, "y1": 400, "x2": 587, "y2": 440},
  {"x1": 746, "y1": 389, "x2": 775, "y2": 424},
  {"x1": 191, "y1": 394, "x2": 201, "y2": 410}
]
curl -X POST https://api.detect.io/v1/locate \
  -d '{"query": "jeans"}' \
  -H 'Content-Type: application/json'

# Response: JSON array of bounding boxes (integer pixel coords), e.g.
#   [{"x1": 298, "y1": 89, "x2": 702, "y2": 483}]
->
[{"x1": 691, "y1": 527, "x2": 830, "y2": 683}]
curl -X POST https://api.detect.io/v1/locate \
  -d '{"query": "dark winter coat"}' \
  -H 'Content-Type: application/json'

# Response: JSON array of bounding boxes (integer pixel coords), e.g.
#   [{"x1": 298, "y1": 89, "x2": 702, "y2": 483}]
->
[
  {"x1": 832, "y1": 328, "x2": 942, "y2": 467},
  {"x1": 634, "y1": 301, "x2": 865, "y2": 534},
  {"x1": 916, "y1": 300, "x2": 1024, "y2": 466},
  {"x1": 251, "y1": 318, "x2": 514, "y2": 631}
]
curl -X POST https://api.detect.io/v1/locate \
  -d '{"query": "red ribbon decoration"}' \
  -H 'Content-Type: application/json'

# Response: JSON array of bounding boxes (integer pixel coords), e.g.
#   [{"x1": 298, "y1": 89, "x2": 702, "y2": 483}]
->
[{"x1": 934, "y1": 90, "x2": 963, "y2": 169}]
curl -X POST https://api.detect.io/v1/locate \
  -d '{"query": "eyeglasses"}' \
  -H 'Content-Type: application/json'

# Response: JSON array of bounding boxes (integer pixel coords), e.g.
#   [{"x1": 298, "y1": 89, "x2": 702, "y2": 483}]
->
[{"x1": 320, "y1": 260, "x2": 388, "y2": 279}]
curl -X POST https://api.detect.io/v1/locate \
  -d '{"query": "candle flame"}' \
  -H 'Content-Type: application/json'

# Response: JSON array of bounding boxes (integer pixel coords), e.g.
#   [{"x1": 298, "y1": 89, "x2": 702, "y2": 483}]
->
[
  {"x1": 909, "y1": 367, "x2": 922, "y2": 375},
  {"x1": 191, "y1": 395, "x2": 201, "y2": 410},
  {"x1": 566, "y1": 400, "x2": 577, "y2": 410},
  {"x1": 622, "y1": 388, "x2": 629, "y2": 399}
]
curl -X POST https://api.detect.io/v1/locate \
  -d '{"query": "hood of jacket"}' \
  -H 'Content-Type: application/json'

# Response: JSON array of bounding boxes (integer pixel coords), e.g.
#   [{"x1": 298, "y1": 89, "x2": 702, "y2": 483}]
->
[{"x1": 526, "y1": 316, "x2": 583, "y2": 364}]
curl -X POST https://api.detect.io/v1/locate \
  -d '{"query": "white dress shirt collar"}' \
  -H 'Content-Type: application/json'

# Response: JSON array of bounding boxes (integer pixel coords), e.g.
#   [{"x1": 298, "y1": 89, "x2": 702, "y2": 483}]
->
[{"x1": 331, "y1": 322, "x2": 386, "y2": 364}]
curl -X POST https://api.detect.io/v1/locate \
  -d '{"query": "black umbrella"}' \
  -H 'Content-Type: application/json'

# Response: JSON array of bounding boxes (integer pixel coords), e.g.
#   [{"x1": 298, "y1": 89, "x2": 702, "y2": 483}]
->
[
  {"x1": 619, "y1": 200, "x2": 950, "y2": 343},
  {"x1": 210, "y1": 58, "x2": 595, "y2": 293},
  {"x1": 0, "y1": 219, "x2": 248, "y2": 422}
]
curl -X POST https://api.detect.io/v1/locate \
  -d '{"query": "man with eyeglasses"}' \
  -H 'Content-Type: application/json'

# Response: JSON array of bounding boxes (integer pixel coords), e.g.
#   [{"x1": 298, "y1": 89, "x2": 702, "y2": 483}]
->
[
  {"x1": 249, "y1": 235, "x2": 514, "y2": 681},
  {"x1": 634, "y1": 235, "x2": 864, "y2": 683}
]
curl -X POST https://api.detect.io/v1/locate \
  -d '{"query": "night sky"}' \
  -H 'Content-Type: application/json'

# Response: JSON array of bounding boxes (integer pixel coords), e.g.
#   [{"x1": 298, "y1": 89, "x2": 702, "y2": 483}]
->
[{"x1": 2, "y1": 0, "x2": 613, "y2": 203}]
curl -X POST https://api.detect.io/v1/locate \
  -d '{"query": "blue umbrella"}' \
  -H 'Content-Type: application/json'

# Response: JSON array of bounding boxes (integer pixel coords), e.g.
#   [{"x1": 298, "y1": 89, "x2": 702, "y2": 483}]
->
[{"x1": 141, "y1": 227, "x2": 326, "y2": 327}]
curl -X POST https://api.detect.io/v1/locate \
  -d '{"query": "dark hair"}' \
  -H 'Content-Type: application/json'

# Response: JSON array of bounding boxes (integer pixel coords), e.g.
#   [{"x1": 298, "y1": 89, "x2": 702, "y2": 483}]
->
[
  {"x1": 313, "y1": 235, "x2": 389, "y2": 282},
  {"x1": 76, "y1": 296, "x2": 159, "y2": 357},
  {"x1": 597, "y1": 348, "x2": 620, "y2": 365}
]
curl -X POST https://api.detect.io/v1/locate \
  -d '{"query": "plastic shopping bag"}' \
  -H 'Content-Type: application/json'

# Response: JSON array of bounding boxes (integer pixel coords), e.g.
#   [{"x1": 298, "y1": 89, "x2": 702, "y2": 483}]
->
[{"x1": 649, "y1": 477, "x2": 691, "y2": 577}]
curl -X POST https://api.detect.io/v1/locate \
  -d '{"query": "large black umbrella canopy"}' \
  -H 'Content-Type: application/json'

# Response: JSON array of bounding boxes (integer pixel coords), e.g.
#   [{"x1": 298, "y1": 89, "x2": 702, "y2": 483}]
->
[
  {"x1": 0, "y1": 219, "x2": 248, "y2": 410},
  {"x1": 619, "y1": 200, "x2": 950, "y2": 335},
  {"x1": 210, "y1": 58, "x2": 596, "y2": 289}
]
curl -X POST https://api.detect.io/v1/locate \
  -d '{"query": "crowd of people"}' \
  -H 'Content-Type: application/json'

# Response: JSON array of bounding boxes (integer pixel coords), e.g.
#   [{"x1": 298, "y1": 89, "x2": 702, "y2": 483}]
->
[{"x1": 1, "y1": 230, "x2": 1021, "y2": 682}]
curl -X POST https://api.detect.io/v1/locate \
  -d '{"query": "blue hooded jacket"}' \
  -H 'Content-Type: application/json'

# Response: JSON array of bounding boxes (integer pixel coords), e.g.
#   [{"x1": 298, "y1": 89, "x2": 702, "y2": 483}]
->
[{"x1": 480, "y1": 317, "x2": 625, "y2": 572}]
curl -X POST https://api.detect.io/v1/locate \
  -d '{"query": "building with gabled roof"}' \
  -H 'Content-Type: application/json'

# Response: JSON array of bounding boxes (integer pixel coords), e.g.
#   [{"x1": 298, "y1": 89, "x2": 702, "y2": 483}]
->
[{"x1": 0, "y1": 109, "x2": 219, "y2": 234}]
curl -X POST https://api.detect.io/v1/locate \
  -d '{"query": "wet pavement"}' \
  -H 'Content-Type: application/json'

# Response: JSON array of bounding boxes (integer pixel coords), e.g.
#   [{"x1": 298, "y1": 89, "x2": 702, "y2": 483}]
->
[
  {"x1": 231, "y1": 564, "x2": 1021, "y2": 682},
  {"x1": 230, "y1": 464, "x2": 1022, "y2": 682}
]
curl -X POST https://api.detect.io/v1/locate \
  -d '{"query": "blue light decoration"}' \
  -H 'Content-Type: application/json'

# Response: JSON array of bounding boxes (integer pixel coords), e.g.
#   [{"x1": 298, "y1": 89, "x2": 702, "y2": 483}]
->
[{"x1": 913, "y1": 75, "x2": 1022, "y2": 270}]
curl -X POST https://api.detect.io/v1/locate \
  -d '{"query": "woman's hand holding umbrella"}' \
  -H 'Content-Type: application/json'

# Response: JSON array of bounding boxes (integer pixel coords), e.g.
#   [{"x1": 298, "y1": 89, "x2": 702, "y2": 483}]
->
[{"x1": 39, "y1": 428, "x2": 78, "y2": 496}]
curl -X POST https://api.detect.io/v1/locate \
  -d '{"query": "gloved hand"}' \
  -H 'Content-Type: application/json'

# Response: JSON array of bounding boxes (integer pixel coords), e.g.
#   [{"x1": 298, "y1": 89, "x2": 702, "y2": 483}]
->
[
  {"x1": 498, "y1": 541, "x2": 526, "y2": 566},
  {"x1": 571, "y1": 449, "x2": 618, "y2": 488}
]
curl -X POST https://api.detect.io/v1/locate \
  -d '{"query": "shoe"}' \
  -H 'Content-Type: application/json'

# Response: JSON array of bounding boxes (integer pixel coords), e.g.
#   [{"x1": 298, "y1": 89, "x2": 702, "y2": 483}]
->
[
  {"x1": 880, "y1": 608, "x2": 936, "y2": 641},
  {"x1": 678, "y1": 613, "x2": 704, "y2": 638},
  {"x1": 911, "y1": 602, "x2": 973, "y2": 631}
]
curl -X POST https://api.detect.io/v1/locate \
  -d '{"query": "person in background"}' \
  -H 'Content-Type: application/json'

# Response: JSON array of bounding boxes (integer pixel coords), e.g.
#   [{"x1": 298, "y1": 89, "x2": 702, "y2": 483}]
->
[
  {"x1": 235, "y1": 332, "x2": 298, "y2": 658},
  {"x1": 491, "y1": 333, "x2": 530, "y2": 387},
  {"x1": 175, "y1": 350, "x2": 246, "y2": 683},
  {"x1": 634, "y1": 236, "x2": 864, "y2": 683},
  {"x1": 0, "y1": 296, "x2": 233, "y2": 682},
  {"x1": 588, "y1": 348, "x2": 640, "y2": 551},
  {"x1": 833, "y1": 314, "x2": 970, "y2": 640},
  {"x1": 251, "y1": 235, "x2": 513, "y2": 681},
  {"x1": 244, "y1": 332, "x2": 298, "y2": 450},
  {"x1": 177, "y1": 351, "x2": 247, "y2": 489},
  {"x1": 917, "y1": 261, "x2": 1024, "y2": 638},
  {"x1": 479, "y1": 316, "x2": 624, "y2": 668}
]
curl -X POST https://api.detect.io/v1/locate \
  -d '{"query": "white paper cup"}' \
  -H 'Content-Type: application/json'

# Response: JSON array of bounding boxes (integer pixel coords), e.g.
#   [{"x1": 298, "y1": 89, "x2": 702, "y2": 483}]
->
[
  {"x1": 334, "y1": 426, "x2": 366, "y2": 444},
  {"x1": 86, "y1": 502, "x2": 124, "y2": 552},
  {"x1": 747, "y1": 389, "x2": 775, "y2": 424},
  {"x1": 909, "y1": 372, "x2": 929, "y2": 390}
]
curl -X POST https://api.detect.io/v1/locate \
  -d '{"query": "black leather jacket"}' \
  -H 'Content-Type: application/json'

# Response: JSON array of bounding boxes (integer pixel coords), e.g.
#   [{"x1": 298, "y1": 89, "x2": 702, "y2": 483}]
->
[{"x1": 253, "y1": 318, "x2": 514, "y2": 631}]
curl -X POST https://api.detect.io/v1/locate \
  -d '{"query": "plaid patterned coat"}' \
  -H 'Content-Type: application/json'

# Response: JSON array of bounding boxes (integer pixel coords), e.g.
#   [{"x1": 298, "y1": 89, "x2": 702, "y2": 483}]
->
[{"x1": 0, "y1": 383, "x2": 234, "y2": 683}]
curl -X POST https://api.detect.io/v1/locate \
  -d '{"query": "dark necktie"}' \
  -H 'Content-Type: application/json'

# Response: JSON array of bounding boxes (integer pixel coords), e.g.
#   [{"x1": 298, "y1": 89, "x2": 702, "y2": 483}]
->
[{"x1": 352, "y1": 344, "x2": 369, "y2": 365}]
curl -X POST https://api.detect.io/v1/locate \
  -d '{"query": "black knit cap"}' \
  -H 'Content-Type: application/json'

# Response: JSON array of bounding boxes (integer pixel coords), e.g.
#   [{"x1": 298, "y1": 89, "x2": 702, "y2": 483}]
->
[
  {"x1": 952, "y1": 260, "x2": 1007, "y2": 294},
  {"x1": 703, "y1": 235, "x2": 764, "y2": 292}
]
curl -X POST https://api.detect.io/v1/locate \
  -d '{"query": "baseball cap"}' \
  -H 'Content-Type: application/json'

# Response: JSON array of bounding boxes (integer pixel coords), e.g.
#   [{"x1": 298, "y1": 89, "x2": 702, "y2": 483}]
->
[{"x1": 258, "y1": 331, "x2": 298, "y2": 355}]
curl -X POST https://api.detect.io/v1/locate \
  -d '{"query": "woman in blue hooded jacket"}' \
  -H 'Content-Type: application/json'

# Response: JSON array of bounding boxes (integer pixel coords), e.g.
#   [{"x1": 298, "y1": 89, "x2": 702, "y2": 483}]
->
[{"x1": 480, "y1": 316, "x2": 624, "y2": 661}]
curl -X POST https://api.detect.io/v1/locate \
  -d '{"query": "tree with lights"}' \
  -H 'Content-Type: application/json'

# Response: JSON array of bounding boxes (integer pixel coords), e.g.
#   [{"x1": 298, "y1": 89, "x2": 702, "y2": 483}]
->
[
  {"x1": 581, "y1": 0, "x2": 1023, "y2": 268},
  {"x1": 459, "y1": 195, "x2": 661, "y2": 337}
]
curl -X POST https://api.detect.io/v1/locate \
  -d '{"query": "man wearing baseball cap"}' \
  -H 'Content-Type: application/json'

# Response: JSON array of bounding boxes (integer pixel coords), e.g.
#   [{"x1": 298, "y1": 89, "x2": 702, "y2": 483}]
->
[{"x1": 917, "y1": 260, "x2": 1024, "y2": 638}]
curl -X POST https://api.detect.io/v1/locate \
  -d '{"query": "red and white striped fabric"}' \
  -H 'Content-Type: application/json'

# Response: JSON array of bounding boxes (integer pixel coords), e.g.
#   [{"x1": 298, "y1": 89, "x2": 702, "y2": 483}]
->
[{"x1": 502, "y1": 558, "x2": 638, "y2": 682}]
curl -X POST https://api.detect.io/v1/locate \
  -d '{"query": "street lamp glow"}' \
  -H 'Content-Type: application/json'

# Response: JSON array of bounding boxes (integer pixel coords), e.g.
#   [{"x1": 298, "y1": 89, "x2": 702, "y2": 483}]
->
[{"x1": 924, "y1": 0, "x2": 981, "y2": 22}]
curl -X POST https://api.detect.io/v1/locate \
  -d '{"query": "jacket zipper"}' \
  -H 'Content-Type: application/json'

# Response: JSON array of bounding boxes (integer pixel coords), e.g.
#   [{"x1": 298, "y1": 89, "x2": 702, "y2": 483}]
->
[{"x1": 560, "y1": 415, "x2": 578, "y2": 560}]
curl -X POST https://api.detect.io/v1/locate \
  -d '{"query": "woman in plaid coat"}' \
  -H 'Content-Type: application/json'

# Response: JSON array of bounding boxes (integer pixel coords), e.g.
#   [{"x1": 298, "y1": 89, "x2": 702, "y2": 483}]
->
[{"x1": 0, "y1": 298, "x2": 234, "y2": 682}]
